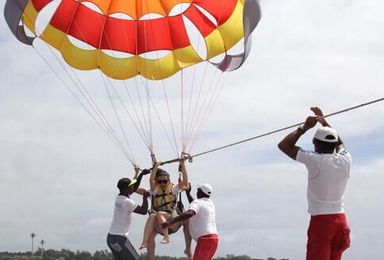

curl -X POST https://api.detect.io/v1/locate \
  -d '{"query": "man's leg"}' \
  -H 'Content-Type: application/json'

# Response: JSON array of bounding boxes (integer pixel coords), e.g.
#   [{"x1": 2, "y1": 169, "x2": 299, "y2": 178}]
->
[
  {"x1": 306, "y1": 216, "x2": 335, "y2": 260},
  {"x1": 122, "y1": 238, "x2": 140, "y2": 260},
  {"x1": 107, "y1": 234, "x2": 139, "y2": 260},
  {"x1": 193, "y1": 234, "x2": 218, "y2": 260},
  {"x1": 331, "y1": 216, "x2": 351, "y2": 260},
  {"x1": 107, "y1": 234, "x2": 122, "y2": 260}
]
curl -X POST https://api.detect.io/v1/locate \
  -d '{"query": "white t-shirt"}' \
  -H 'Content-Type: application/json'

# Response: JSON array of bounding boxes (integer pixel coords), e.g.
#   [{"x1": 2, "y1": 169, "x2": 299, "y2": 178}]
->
[
  {"x1": 108, "y1": 195, "x2": 138, "y2": 237},
  {"x1": 188, "y1": 198, "x2": 218, "y2": 241},
  {"x1": 296, "y1": 148, "x2": 351, "y2": 215}
]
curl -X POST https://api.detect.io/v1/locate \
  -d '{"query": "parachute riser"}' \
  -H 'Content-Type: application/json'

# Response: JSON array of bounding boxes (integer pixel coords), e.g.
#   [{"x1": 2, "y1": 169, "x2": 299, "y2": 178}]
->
[{"x1": 158, "y1": 152, "x2": 193, "y2": 166}]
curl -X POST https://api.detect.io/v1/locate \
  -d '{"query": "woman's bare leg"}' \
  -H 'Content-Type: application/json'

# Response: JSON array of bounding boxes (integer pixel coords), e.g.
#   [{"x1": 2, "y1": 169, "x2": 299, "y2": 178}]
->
[
  {"x1": 156, "y1": 211, "x2": 171, "y2": 244},
  {"x1": 182, "y1": 219, "x2": 192, "y2": 259},
  {"x1": 147, "y1": 231, "x2": 157, "y2": 260},
  {"x1": 139, "y1": 213, "x2": 156, "y2": 249}
]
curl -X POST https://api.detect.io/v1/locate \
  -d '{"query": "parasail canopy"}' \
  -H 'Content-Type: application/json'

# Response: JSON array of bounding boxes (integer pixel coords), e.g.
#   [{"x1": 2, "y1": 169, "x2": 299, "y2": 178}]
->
[
  {"x1": 4, "y1": 0, "x2": 262, "y2": 165},
  {"x1": 5, "y1": 0, "x2": 261, "y2": 80}
]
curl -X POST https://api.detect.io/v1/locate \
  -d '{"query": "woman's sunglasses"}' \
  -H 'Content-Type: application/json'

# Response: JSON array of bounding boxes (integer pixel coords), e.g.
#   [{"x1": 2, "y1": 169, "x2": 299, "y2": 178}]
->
[{"x1": 157, "y1": 179, "x2": 169, "y2": 184}]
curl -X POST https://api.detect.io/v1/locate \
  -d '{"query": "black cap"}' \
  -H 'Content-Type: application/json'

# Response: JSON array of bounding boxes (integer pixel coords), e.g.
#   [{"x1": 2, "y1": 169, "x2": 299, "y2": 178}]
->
[{"x1": 117, "y1": 178, "x2": 137, "y2": 190}]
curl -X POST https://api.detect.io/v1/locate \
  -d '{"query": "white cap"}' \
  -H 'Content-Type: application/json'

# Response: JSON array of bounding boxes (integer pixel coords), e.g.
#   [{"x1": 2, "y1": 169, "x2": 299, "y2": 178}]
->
[
  {"x1": 314, "y1": 126, "x2": 338, "y2": 143},
  {"x1": 198, "y1": 183, "x2": 213, "y2": 196}
]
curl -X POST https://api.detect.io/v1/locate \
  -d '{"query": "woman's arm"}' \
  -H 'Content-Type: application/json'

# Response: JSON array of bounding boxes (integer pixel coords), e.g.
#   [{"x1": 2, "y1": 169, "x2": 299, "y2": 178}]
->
[
  {"x1": 177, "y1": 157, "x2": 189, "y2": 189},
  {"x1": 149, "y1": 161, "x2": 160, "y2": 191}
]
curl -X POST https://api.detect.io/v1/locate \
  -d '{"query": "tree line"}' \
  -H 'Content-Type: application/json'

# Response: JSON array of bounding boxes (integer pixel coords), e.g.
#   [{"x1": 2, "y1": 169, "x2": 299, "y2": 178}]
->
[{"x1": 0, "y1": 249, "x2": 288, "y2": 260}]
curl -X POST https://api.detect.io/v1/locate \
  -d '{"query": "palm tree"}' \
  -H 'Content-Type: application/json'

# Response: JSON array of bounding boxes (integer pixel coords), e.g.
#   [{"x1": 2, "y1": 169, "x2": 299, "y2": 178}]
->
[
  {"x1": 40, "y1": 240, "x2": 45, "y2": 257},
  {"x1": 30, "y1": 233, "x2": 36, "y2": 254}
]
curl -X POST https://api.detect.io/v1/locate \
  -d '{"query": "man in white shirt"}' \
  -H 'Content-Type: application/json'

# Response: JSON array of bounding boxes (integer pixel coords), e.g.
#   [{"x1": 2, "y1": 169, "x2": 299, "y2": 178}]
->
[
  {"x1": 162, "y1": 183, "x2": 218, "y2": 260},
  {"x1": 107, "y1": 168, "x2": 149, "y2": 260},
  {"x1": 278, "y1": 107, "x2": 351, "y2": 260}
]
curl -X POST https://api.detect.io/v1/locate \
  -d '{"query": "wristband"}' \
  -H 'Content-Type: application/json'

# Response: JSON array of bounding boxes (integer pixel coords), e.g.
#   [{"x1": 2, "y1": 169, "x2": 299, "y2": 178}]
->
[{"x1": 297, "y1": 125, "x2": 306, "y2": 133}]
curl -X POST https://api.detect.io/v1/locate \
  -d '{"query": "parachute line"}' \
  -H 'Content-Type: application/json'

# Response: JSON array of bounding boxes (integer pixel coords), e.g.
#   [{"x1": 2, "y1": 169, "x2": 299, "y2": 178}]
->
[
  {"x1": 161, "y1": 80, "x2": 180, "y2": 157},
  {"x1": 189, "y1": 71, "x2": 228, "y2": 152},
  {"x1": 42, "y1": 9, "x2": 139, "y2": 162},
  {"x1": 182, "y1": 6, "x2": 219, "y2": 154},
  {"x1": 182, "y1": 1, "x2": 232, "y2": 153},
  {"x1": 146, "y1": 92, "x2": 180, "y2": 156},
  {"x1": 100, "y1": 73, "x2": 137, "y2": 162},
  {"x1": 134, "y1": 77, "x2": 153, "y2": 150},
  {"x1": 32, "y1": 45, "x2": 135, "y2": 164},
  {"x1": 123, "y1": 79, "x2": 154, "y2": 151},
  {"x1": 190, "y1": 97, "x2": 384, "y2": 160},
  {"x1": 25, "y1": 11, "x2": 136, "y2": 163},
  {"x1": 184, "y1": 61, "x2": 211, "y2": 149},
  {"x1": 181, "y1": 69, "x2": 185, "y2": 151}
]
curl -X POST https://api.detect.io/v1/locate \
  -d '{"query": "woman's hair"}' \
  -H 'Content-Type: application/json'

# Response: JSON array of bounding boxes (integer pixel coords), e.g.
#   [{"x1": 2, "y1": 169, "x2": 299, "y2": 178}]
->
[{"x1": 156, "y1": 168, "x2": 170, "y2": 178}]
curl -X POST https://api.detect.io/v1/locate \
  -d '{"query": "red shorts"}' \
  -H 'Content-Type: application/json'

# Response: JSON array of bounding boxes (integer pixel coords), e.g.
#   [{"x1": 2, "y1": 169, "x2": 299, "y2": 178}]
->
[
  {"x1": 193, "y1": 234, "x2": 218, "y2": 260},
  {"x1": 307, "y1": 214, "x2": 351, "y2": 260}
]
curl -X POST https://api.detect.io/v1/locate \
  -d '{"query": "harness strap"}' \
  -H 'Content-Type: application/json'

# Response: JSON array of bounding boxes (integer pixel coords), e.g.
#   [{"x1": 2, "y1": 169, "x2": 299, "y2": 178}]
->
[
  {"x1": 155, "y1": 200, "x2": 177, "y2": 209},
  {"x1": 154, "y1": 192, "x2": 173, "y2": 198},
  {"x1": 152, "y1": 188, "x2": 177, "y2": 211}
]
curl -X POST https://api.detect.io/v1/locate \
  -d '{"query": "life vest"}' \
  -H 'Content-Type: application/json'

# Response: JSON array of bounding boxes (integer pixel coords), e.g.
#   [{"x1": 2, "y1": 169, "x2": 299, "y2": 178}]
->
[{"x1": 152, "y1": 183, "x2": 177, "y2": 212}]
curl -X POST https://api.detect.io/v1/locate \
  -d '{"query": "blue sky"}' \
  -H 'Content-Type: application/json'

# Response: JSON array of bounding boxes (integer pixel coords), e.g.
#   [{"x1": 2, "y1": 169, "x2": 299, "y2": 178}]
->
[{"x1": 1, "y1": 0, "x2": 384, "y2": 259}]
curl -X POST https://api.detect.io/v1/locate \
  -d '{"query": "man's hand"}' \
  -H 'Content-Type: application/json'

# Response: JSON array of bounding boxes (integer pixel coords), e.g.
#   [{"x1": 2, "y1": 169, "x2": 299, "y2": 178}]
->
[
  {"x1": 141, "y1": 169, "x2": 151, "y2": 175},
  {"x1": 303, "y1": 116, "x2": 318, "y2": 131},
  {"x1": 161, "y1": 220, "x2": 171, "y2": 229},
  {"x1": 143, "y1": 190, "x2": 151, "y2": 198},
  {"x1": 310, "y1": 106, "x2": 323, "y2": 117},
  {"x1": 185, "y1": 182, "x2": 192, "y2": 193},
  {"x1": 311, "y1": 106, "x2": 329, "y2": 126}
]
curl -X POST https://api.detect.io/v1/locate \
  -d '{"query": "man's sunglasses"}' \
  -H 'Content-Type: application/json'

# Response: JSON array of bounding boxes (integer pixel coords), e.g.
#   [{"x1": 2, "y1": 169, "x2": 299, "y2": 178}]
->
[{"x1": 157, "y1": 179, "x2": 169, "y2": 184}]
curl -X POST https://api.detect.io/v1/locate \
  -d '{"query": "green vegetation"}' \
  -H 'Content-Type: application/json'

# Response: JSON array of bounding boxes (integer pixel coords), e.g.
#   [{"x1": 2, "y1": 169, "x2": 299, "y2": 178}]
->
[{"x1": 0, "y1": 250, "x2": 288, "y2": 260}]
